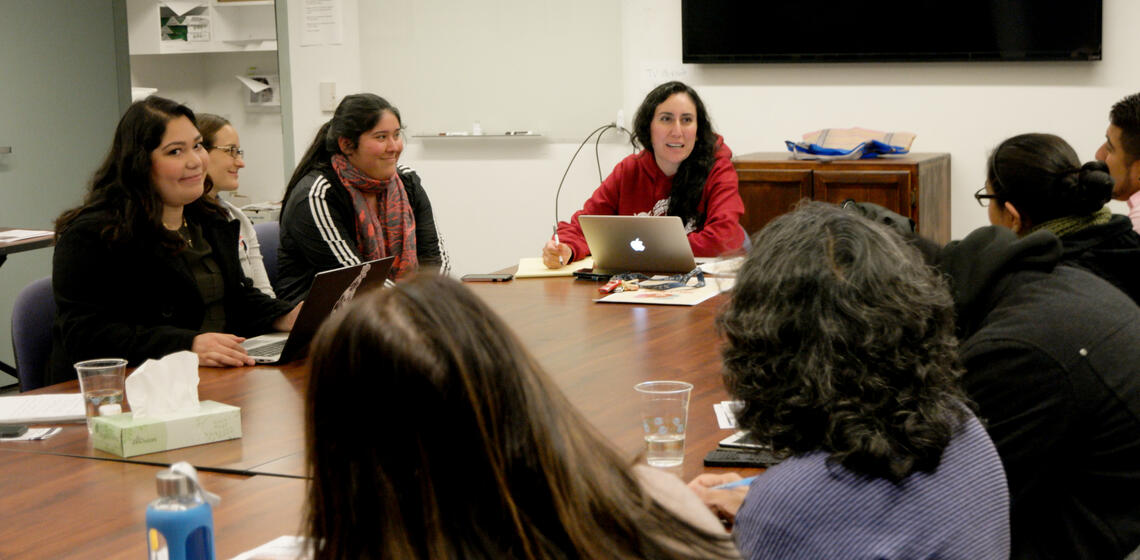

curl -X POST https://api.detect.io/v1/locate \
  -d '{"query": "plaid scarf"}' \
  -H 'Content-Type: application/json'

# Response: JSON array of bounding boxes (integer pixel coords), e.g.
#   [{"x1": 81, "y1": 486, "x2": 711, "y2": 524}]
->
[
  {"x1": 1027, "y1": 207, "x2": 1112, "y2": 239},
  {"x1": 331, "y1": 154, "x2": 417, "y2": 279}
]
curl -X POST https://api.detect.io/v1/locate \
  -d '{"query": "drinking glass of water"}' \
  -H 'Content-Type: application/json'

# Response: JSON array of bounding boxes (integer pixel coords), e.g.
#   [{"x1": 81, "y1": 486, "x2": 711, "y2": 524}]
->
[
  {"x1": 74, "y1": 358, "x2": 129, "y2": 434},
  {"x1": 634, "y1": 381, "x2": 693, "y2": 468}
]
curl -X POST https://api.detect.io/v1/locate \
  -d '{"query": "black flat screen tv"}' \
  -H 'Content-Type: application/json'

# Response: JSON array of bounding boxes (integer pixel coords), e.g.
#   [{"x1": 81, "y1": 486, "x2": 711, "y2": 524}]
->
[{"x1": 681, "y1": 1, "x2": 1102, "y2": 63}]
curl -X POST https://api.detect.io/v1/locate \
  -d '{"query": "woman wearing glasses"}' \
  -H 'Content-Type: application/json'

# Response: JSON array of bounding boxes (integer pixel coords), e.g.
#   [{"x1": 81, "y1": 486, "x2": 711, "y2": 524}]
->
[
  {"x1": 977, "y1": 133, "x2": 1140, "y2": 303},
  {"x1": 197, "y1": 113, "x2": 275, "y2": 297}
]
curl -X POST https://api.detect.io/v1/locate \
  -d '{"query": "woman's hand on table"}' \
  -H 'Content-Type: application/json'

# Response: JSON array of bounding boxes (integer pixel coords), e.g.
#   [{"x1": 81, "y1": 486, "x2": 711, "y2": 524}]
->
[{"x1": 192, "y1": 332, "x2": 254, "y2": 367}]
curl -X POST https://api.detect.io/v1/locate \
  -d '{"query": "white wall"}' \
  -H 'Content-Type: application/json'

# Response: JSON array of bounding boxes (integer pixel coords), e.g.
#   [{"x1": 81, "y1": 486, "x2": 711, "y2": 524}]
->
[
  {"x1": 280, "y1": 0, "x2": 361, "y2": 169},
  {"x1": 283, "y1": 0, "x2": 1140, "y2": 277}
]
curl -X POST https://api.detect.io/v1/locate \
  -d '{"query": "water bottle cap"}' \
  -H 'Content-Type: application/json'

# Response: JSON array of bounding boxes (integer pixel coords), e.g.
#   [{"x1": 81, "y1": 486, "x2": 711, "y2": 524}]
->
[{"x1": 155, "y1": 471, "x2": 194, "y2": 498}]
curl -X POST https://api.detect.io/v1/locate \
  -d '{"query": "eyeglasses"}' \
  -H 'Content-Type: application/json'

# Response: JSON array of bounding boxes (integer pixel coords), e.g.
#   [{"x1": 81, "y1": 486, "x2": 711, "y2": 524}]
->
[
  {"x1": 212, "y1": 145, "x2": 244, "y2": 159},
  {"x1": 973, "y1": 185, "x2": 999, "y2": 207}
]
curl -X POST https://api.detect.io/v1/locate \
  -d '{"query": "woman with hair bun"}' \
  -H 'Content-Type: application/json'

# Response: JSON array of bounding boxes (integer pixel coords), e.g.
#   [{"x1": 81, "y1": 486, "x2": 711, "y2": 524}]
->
[{"x1": 978, "y1": 132, "x2": 1140, "y2": 302}]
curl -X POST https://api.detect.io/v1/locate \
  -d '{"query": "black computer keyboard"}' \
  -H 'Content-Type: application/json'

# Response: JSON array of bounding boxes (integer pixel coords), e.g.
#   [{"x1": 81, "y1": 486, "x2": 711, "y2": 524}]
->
[{"x1": 703, "y1": 446, "x2": 781, "y2": 468}]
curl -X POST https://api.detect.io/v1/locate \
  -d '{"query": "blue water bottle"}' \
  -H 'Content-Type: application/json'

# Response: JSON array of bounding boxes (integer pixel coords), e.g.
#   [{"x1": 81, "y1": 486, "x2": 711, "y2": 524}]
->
[{"x1": 145, "y1": 464, "x2": 216, "y2": 560}]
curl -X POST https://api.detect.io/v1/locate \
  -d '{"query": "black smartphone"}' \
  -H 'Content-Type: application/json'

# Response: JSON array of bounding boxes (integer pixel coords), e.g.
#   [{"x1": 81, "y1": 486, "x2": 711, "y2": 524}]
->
[
  {"x1": 0, "y1": 425, "x2": 27, "y2": 438},
  {"x1": 572, "y1": 268, "x2": 612, "y2": 281},
  {"x1": 461, "y1": 273, "x2": 514, "y2": 282}
]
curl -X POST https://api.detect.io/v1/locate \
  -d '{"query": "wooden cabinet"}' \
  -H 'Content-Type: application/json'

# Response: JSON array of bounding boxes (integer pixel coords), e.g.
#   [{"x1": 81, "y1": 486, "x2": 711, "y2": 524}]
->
[{"x1": 732, "y1": 152, "x2": 951, "y2": 244}]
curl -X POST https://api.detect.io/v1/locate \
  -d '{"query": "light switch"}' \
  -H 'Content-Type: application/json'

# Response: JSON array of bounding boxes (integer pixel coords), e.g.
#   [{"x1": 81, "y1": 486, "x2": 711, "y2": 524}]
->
[{"x1": 319, "y1": 82, "x2": 336, "y2": 112}]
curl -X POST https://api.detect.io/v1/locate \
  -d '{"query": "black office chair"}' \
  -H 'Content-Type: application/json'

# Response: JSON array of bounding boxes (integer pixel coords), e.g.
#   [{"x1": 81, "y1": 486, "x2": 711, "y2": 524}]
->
[
  {"x1": 252, "y1": 221, "x2": 280, "y2": 286},
  {"x1": 11, "y1": 276, "x2": 55, "y2": 392}
]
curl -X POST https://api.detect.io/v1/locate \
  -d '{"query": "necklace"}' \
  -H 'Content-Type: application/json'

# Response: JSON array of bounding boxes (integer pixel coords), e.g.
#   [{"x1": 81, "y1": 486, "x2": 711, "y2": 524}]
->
[{"x1": 168, "y1": 218, "x2": 192, "y2": 248}]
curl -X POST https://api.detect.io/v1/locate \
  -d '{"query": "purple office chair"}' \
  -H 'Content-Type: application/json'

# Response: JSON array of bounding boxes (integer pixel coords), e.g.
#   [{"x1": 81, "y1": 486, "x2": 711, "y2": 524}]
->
[
  {"x1": 252, "y1": 221, "x2": 279, "y2": 286},
  {"x1": 11, "y1": 276, "x2": 55, "y2": 392}
]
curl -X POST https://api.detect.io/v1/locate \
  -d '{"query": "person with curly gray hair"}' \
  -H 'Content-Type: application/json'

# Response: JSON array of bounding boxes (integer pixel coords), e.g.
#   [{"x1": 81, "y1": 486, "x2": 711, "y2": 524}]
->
[{"x1": 688, "y1": 201, "x2": 1010, "y2": 559}]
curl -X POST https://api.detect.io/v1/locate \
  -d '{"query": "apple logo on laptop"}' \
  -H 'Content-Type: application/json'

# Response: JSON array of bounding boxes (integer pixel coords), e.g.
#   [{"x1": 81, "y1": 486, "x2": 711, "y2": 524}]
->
[{"x1": 630, "y1": 237, "x2": 646, "y2": 252}]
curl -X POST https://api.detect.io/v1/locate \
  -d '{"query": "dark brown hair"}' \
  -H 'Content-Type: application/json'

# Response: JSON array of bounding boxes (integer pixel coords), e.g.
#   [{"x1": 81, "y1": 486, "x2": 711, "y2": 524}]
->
[
  {"x1": 632, "y1": 81, "x2": 719, "y2": 232},
  {"x1": 282, "y1": 93, "x2": 401, "y2": 205},
  {"x1": 304, "y1": 275, "x2": 733, "y2": 559},
  {"x1": 55, "y1": 96, "x2": 224, "y2": 252},
  {"x1": 987, "y1": 133, "x2": 1113, "y2": 225}
]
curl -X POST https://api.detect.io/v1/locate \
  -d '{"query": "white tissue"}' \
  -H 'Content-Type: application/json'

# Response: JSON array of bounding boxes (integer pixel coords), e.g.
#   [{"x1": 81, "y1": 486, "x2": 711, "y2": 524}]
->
[{"x1": 125, "y1": 351, "x2": 201, "y2": 418}]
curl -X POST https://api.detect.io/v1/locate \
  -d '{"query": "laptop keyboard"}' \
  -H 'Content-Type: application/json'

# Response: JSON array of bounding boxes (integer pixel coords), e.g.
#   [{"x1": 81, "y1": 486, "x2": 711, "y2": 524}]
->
[{"x1": 247, "y1": 339, "x2": 287, "y2": 358}]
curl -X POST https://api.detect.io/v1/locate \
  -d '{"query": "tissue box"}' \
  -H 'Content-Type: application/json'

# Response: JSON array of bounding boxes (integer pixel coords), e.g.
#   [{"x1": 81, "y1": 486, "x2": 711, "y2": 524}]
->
[{"x1": 91, "y1": 401, "x2": 241, "y2": 457}]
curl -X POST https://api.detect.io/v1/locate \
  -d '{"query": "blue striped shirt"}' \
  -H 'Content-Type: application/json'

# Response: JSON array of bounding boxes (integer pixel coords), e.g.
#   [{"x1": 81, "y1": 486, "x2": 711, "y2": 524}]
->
[{"x1": 734, "y1": 415, "x2": 1010, "y2": 559}]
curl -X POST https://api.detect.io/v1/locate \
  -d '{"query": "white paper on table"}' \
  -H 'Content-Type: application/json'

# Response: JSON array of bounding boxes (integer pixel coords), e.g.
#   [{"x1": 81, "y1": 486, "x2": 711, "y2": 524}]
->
[
  {"x1": 230, "y1": 535, "x2": 311, "y2": 560},
  {"x1": 596, "y1": 277, "x2": 734, "y2": 306},
  {"x1": 0, "y1": 394, "x2": 85, "y2": 424}
]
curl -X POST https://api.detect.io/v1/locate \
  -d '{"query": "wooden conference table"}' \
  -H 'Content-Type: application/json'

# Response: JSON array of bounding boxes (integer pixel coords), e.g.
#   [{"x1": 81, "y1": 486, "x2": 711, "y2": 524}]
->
[{"x1": 0, "y1": 275, "x2": 741, "y2": 557}]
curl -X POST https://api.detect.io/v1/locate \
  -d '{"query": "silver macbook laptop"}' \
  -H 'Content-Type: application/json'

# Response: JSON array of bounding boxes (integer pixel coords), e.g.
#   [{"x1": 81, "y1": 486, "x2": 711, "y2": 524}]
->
[
  {"x1": 242, "y1": 256, "x2": 395, "y2": 364},
  {"x1": 578, "y1": 215, "x2": 696, "y2": 275}
]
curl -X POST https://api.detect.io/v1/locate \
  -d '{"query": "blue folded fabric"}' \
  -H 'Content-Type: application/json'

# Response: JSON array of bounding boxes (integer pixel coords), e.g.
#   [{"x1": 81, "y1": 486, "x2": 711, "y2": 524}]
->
[{"x1": 785, "y1": 139, "x2": 910, "y2": 160}]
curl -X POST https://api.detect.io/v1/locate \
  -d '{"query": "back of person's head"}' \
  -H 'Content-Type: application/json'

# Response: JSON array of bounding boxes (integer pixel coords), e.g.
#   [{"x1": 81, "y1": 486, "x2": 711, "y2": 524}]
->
[
  {"x1": 305, "y1": 275, "x2": 731, "y2": 559},
  {"x1": 719, "y1": 201, "x2": 968, "y2": 482},
  {"x1": 56, "y1": 96, "x2": 216, "y2": 247},
  {"x1": 988, "y1": 133, "x2": 1114, "y2": 225},
  {"x1": 1110, "y1": 93, "x2": 1140, "y2": 163},
  {"x1": 282, "y1": 93, "x2": 401, "y2": 204},
  {"x1": 631, "y1": 81, "x2": 719, "y2": 233}
]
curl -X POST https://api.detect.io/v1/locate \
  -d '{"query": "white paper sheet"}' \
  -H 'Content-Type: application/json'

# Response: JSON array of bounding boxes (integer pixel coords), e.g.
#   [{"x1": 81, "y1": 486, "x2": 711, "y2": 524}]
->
[{"x1": 0, "y1": 394, "x2": 85, "y2": 424}]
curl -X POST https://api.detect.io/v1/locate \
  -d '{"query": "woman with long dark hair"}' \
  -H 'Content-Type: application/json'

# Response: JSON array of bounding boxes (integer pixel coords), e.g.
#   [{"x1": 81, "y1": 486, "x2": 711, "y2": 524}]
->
[
  {"x1": 689, "y1": 202, "x2": 1009, "y2": 559},
  {"x1": 49, "y1": 97, "x2": 298, "y2": 384},
  {"x1": 979, "y1": 132, "x2": 1140, "y2": 303},
  {"x1": 277, "y1": 93, "x2": 447, "y2": 303},
  {"x1": 541, "y1": 81, "x2": 744, "y2": 268},
  {"x1": 305, "y1": 275, "x2": 737, "y2": 559}
]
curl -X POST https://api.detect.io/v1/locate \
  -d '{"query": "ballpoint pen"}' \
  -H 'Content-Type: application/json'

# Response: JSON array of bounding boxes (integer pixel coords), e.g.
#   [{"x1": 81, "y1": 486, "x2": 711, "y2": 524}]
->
[
  {"x1": 553, "y1": 226, "x2": 564, "y2": 266},
  {"x1": 712, "y1": 475, "x2": 757, "y2": 490}
]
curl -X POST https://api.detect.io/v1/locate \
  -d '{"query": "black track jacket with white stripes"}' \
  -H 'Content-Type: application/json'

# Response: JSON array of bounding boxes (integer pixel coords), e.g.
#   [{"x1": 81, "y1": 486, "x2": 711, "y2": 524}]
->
[{"x1": 276, "y1": 165, "x2": 447, "y2": 303}]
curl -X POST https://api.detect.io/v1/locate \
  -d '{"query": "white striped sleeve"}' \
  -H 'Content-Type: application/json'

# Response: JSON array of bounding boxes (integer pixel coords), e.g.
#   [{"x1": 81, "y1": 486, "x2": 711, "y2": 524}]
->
[{"x1": 306, "y1": 176, "x2": 361, "y2": 268}]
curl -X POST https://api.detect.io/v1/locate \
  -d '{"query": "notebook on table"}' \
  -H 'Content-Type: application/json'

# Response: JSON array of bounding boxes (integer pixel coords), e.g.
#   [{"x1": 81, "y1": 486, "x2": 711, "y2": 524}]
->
[
  {"x1": 241, "y1": 256, "x2": 394, "y2": 364},
  {"x1": 578, "y1": 215, "x2": 696, "y2": 275}
]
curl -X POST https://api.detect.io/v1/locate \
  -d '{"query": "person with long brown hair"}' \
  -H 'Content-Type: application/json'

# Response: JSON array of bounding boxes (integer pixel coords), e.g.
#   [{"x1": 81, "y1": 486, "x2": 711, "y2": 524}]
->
[
  {"x1": 49, "y1": 96, "x2": 298, "y2": 384},
  {"x1": 304, "y1": 275, "x2": 737, "y2": 559},
  {"x1": 541, "y1": 81, "x2": 745, "y2": 268}
]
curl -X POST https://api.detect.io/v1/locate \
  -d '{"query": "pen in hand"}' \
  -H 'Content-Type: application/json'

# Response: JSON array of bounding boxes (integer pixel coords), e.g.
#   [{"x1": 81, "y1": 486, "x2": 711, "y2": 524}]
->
[
  {"x1": 712, "y1": 475, "x2": 757, "y2": 490},
  {"x1": 553, "y1": 226, "x2": 564, "y2": 267}
]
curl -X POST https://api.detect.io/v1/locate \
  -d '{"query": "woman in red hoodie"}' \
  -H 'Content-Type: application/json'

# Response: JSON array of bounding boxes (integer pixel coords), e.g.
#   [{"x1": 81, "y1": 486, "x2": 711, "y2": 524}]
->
[{"x1": 542, "y1": 81, "x2": 745, "y2": 268}]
